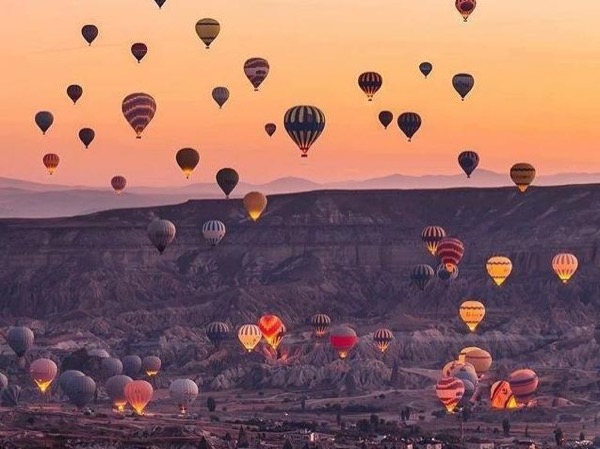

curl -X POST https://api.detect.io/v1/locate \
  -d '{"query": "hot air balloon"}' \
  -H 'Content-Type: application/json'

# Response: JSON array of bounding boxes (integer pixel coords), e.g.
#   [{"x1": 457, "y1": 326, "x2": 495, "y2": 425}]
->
[
  {"x1": 78, "y1": 128, "x2": 95, "y2": 148},
  {"x1": 448, "y1": 362, "x2": 478, "y2": 387},
  {"x1": 66, "y1": 376, "x2": 96, "y2": 408},
  {"x1": 142, "y1": 356, "x2": 161, "y2": 377},
  {"x1": 124, "y1": 380, "x2": 153, "y2": 415},
  {"x1": 238, "y1": 324, "x2": 262, "y2": 352},
  {"x1": 437, "y1": 263, "x2": 459, "y2": 281},
  {"x1": 211, "y1": 87, "x2": 229, "y2": 109},
  {"x1": 89, "y1": 348, "x2": 110, "y2": 358},
  {"x1": 244, "y1": 58, "x2": 270, "y2": 91},
  {"x1": 442, "y1": 360, "x2": 472, "y2": 378},
  {"x1": 1, "y1": 385, "x2": 21, "y2": 407},
  {"x1": 195, "y1": 18, "x2": 220, "y2": 49},
  {"x1": 411, "y1": 264, "x2": 435, "y2": 291},
  {"x1": 486, "y1": 256, "x2": 513, "y2": 286},
  {"x1": 283, "y1": 105, "x2": 326, "y2": 157},
  {"x1": 81, "y1": 25, "x2": 98, "y2": 45},
  {"x1": 378, "y1": 111, "x2": 393, "y2": 129},
  {"x1": 206, "y1": 322, "x2": 230, "y2": 346},
  {"x1": 460, "y1": 379, "x2": 475, "y2": 405},
  {"x1": 508, "y1": 369, "x2": 539, "y2": 404},
  {"x1": 457, "y1": 347, "x2": 480, "y2": 364},
  {"x1": 176, "y1": 148, "x2": 200, "y2": 179},
  {"x1": 216, "y1": 168, "x2": 239, "y2": 198},
  {"x1": 154, "y1": 0, "x2": 167, "y2": 8},
  {"x1": 265, "y1": 123, "x2": 276, "y2": 137},
  {"x1": 202, "y1": 220, "x2": 226, "y2": 246},
  {"x1": 43, "y1": 153, "x2": 60, "y2": 175},
  {"x1": 147, "y1": 219, "x2": 176, "y2": 254},
  {"x1": 67, "y1": 85, "x2": 83, "y2": 104},
  {"x1": 459, "y1": 300, "x2": 485, "y2": 332},
  {"x1": 358, "y1": 72, "x2": 383, "y2": 101},
  {"x1": 436, "y1": 377, "x2": 465, "y2": 413},
  {"x1": 258, "y1": 315, "x2": 285, "y2": 351},
  {"x1": 122, "y1": 355, "x2": 142, "y2": 378},
  {"x1": 0, "y1": 373, "x2": 7, "y2": 389},
  {"x1": 111, "y1": 176, "x2": 127, "y2": 194},
  {"x1": 131, "y1": 43, "x2": 148, "y2": 63},
  {"x1": 421, "y1": 226, "x2": 446, "y2": 256},
  {"x1": 464, "y1": 348, "x2": 492, "y2": 377},
  {"x1": 30, "y1": 358, "x2": 58, "y2": 393},
  {"x1": 330, "y1": 326, "x2": 358, "y2": 359},
  {"x1": 122, "y1": 93, "x2": 157, "y2": 138},
  {"x1": 490, "y1": 380, "x2": 519, "y2": 410},
  {"x1": 419, "y1": 62, "x2": 433, "y2": 78},
  {"x1": 169, "y1": 379, "x2": 199, "y2": 414},
  {"x1": 311, "y1": 314, "x2": 331, "y2": 338},
  {"x1": 552, "y1": 253, "x2": 578, "y2": 284},
  {"x1": 456, "y1": 0, "x2": 476, "y2": 22},
  {"x1": 458, "y1": 151, "x2": 479, "y2": 178},
  {"x1": 58, "y1": 370, "x2": 85, "y2": 396},
  {"x1": 373, "y1": 328, "x2": 394, "y2": 353},
  {"x1": 101, "y1": 358, "x2": 124, "y2": 379},
  {"x1": 7, "y1": 326, "x2": 34, "y2": 358},
  {"x1": 35, "y1": 111, "x2": 54, "y2": 135},
  {"x1": 106, "y1": 375, "x2": 133, "y2": 412},
  {"x1": 243, "y1": 192, "x2": 267, "y2": 221},
  {"x1": 510, "y1": 163, "x2": 536, "y2": 192},
  {"x1": 452, "y1": 74, "x2": 475, "y2": 100},
  {"x1": 437, "y1": 237, "x2": 465, "y2": 271},
  {"x1": 397, "y1": 112, "x2": 421, "y2": 142}
]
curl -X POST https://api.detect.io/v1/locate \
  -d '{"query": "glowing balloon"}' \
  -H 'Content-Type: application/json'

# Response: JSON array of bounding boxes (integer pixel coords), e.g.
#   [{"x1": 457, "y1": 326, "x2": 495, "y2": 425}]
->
[
  {"x1": 486, "y1": 256, "x2": 513, "y2": 286},
  {"x1": 311, "y1": 314, "x2": 331, "y2": 337},
  {"x1": 436, "y1": 377, "x2": 465, "y2": 413},
  {"x1": 552, "y1": 253, "x2": 578, "y2": 284},
  {"x1": 238, "y1": 324, "x2": 262, "y2": 352},
  {"x1": 373, "y1": 328, "x2": 394, "y2": 353},
  {"x1": 243, "y1": 192, "x2": 267, "y2": 221},
  {"x1": 43, "y1": 153, "x2": 60, "y2": 175},
  {"x1": 459, "y1": 300, "x2": 485, "y2": 332},
  {"x1": 124, "y1": 380, "x2": 154, "y2": 415},
  {"x1": 30, "y1": 358, "x2": 58, "y2": 393},
  {"x1": 510, "y1": 163, "x2": 536, "y2": 192},
  {"x1": 329, "y1": 326, "x2": 358, "y2": 359}
]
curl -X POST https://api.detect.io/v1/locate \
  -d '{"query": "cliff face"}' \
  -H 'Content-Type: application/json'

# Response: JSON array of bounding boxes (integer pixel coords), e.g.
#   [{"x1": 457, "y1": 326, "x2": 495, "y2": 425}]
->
[{"x1": 1, "y1": 186, "x2": 600, "y2": 392}]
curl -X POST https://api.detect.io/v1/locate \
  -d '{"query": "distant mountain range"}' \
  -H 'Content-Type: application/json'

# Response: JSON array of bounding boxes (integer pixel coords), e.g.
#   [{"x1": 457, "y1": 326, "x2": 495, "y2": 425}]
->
[{"x1": 1, "y1": 169, "x2": 600, "y2": 218}]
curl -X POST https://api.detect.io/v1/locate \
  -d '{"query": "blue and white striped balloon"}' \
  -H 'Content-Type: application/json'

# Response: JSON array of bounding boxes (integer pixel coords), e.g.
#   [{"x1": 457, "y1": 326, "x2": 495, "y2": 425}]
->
[{"x1": 202, "y1": 220, "x2": 226, "y2": 246}]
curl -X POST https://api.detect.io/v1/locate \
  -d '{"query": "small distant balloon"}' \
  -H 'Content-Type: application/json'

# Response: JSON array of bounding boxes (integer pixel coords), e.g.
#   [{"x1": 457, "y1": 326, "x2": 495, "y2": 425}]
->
[
  {"x1": 552, "y1": 253, "x2": 578, "y2": 284},
  {"x1": 81, "y1": 25, "x2": 98, "y2": 46},
  {"x1": 456, "y1": 0, "x2": 477, "y2": 22},
  {"x1": 243, "y1": 192, "x2": 268, "y2": 222},
  {"x1": 452, "y1": 73, "x2": 475, "y2": 101},
  {"x1": 176, "y1": 148, "x2": 200, "y2": 179},
  {"x1": 43, "y1": 153, "x2": 60, "y2": 175},
  {"x1": 397, "y1": 112, "x2": 421, "y2": 142},
  {"x1": 78, "y1": 128, "x2": 95, "y2": 148},
  {"x1": 147, "y1": 219, "x2": 176, "y2": 254},
  {"x1": 131, "y1": 43, "x2": 148, "y2": 63},
  {"x1": 216, "y1": 168, "x2": 239, "y2": 198},
  {"x1": 154, "y1": 0, "x2": 167, "y2": 8},
  {"x1": 265, "y1": 123, "x2": 276, "y2": 137},
  {"x1": 421, "y1": 226, "x2": 447, "y2": 256},
  {"x1": 244, "y1": 58, "x2": 270, "y2": 91},
  {"x1": 212, "y1": 87, "x2": 229, "y2": 109},
  {"x1": 458, "y1": 151, "x2": 479, "y2": 178},
  {"x1": 67, "y1": 85, "x2": 83, "y2": 104},
  {"x1": 358, "y1": 72, "x2": 383, "y2": 101},
  {"x1": 202, "y1": 220, "x2": 226, "y2": 247},
  {"x1": 510, "y1": 163, "x2": 536, "y2": 192},
  {"x1": 122, "y1": 93, "x2": 157, "y2": 139},
  {"x1": 283, "y1": 105, "x2": 326, "y2": 158},
  {"x1": 35, "y1": 111, "x2": 54, "y2": 135},
  {"x1": 419, "y1": 62, "x2": 433, "y2": 78},
  {"x1": 486, "y1": 256, "x2": 513, "y2": 286},
  {"x1": 111, "y1": 176, "x2": 127, "y2": 194},
  {"x1": 378, "y1": 111, "x2": 393, "y2": 129},
  {"x1": 195, "y1": 18, "x2": 221, "y2": 49}
]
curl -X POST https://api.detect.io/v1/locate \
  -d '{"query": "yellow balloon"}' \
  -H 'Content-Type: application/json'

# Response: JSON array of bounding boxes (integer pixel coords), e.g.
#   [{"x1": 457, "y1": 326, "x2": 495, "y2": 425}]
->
[
  {"x1": 552, "y1": 253, "x2": 578, "y2": 284},
  {"x1": 459, "y1": 300, "x2": 485, "y2": 332},
  {"x1": 457, "y1": 346, "x2": 480, "y2": 363},
  {"x1": 486, "y1": 256, "x2": 512, "y2": 286},
  {"x1": 464, "y1": 348, "x2": 492, "y2": 377},
  {"x1": 195, "y1": 18, "x2": 220, "y2": 49},
  {"x1": 238, "y1": 324, "x2": 262, "y2": 352},
  {"x1": 243, "y1": 191, "x2": 268, "y2": 221}
]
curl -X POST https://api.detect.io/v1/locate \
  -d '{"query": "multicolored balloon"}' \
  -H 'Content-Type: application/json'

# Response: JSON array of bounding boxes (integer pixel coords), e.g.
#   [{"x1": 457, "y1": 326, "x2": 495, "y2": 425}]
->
[
  {"x1": 238, "y1": 324, "x2": 262, "y2": 352},
  {"x1": 358, "y1": 72, "x2": 383, "y2": 101},
  {"x1": 490, "y1": 380, "x2": 519, "y2": 410},
  {"x1": 552, "y1": 253, "x2": 578, "y2": 284},
  {"x1": 283, "y1": 105, "x2": 326, "y2": 158},
  {"x1": 244, "y1": 58, "x2": 270, "y2": 91},
  {"x1": 456, "y1": 0, "x2": 477, "y2": 22},
  {"x1": 258, "y1": 315, "x2": 285, "y2": 351},
  {"x1": 436, "y1": 377, "x2": 465, "y2": 413},
  {"x1": 421, "y1": 226, "x2": 446, "y2": 256},
  {"x1": 195, "y1": 18, "x2": 220, "y2": 49},
  {"x1": 510, "y1": 163, "x2": 536, "y2": 192},
  {"x1": 373, "y1": 328, "x2": 394, "y2": 353},
  {"x1": 122, "y1": 93, "x2": 157, "y2": 139}
]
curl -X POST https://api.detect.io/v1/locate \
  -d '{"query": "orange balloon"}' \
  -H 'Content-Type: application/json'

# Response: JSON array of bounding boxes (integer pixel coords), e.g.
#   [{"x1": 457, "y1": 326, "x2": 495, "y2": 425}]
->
[
  {"x1": 258, "y1": 315, "x2": 285, "y2": 350},
  {"x1": 124, "y1": 380, "x2": 154, "y2": 415}
]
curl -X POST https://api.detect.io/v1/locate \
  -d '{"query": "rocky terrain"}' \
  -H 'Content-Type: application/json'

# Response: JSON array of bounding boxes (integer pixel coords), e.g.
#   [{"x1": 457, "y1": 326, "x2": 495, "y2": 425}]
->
[{"x1": 1, "y1": 185, "x2": 600, "y2": 398}]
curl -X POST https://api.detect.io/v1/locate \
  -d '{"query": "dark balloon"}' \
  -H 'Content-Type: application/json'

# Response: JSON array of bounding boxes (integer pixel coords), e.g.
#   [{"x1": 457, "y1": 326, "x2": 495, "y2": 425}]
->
[
  {"x1": 458, "y1": 151, "x2": 480, "y2": 178},
  {"x1": 452, "y1": 73, "x2": 475, "y2": 100},
  {"x1": 122, "y1": 93, "x2": 157, "y2": 138},
  {"x1": 419, "y1": 62, "x2": 433, "y2": 78},
  {"x1": 111, "y1": 176, "x2": 127, "y2": 194},
  {"x1": 79, "y1": 128, "x2": 95, "y2": 148},
  {"x1": 81, "y1": 25, "x2": 98, "y2": 46},
  {"x1": 411, "y1": 264, "x2": 435, "y2": 291},
  {"x1": 378, "y1": 111, "x2": 393, "y2": 129},
  {"x1": 176, "y1": 148, "x2": 200, "y2": 179},
  {"x1": 206, "y1": 322, "x2": 231, "y2": 346},
  {"x1": 358, "y1": 72, "x2": 383, "y2": 101},
  {"x1": 154, "y1": 0, "x2": 167, "y2": 7},
  {"x1": 216, "y1": 168, "x2": 239, "y2": 198},
  {"x1": 66, "y1": 85, "x2": 83, "y2": 104},
  {"x1": 397, "y1": 112, "x2": 421, "y2": 142},
  {"x1": 35, "y1": 111, "x2": 54, "y2": 135},
  {"x1": 265, "y1": 123, "x2": 276, "y2": 137},
  {"x1": 131, "y1": 43, "x2": 148, "y2": 63},
  {"x1": 456, "y1": 0, "x2": 476, "y2": 21},
  {"x1": 283, "y1": 105, "x2": 326, "y2": 158}
]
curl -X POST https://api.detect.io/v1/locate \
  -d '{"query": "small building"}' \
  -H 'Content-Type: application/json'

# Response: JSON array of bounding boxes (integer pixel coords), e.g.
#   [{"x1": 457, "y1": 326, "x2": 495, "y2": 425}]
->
[{"x1": 466, "y1": 441, "x2": 495, "y2": 449}]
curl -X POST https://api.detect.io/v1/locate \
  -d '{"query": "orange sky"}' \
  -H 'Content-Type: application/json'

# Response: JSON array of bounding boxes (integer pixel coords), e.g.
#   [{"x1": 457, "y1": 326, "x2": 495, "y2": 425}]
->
[{"x1": 1, "y1": 0, "x2": 599, "y2": 187}]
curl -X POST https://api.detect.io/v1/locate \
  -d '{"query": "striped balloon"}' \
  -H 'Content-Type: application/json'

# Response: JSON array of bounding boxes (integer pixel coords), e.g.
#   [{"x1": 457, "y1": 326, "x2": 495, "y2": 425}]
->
[
  {"x1": 43, "y1": 153, "x2": 60, "y2": 175},
  {"x1": 421, "y1": 226, "x2": 447, "y2": 256},
  {"x1": 436, "y1": 263, "x2": 459, "y2": 281},
  {"x1": 510, "y1": 163, "x2": 536, "y2": 192},
  {"x1": 202, "y1": 220, "x2": 226, "y2": 246},
  {"x1": 437, "y1": 237, "x2": 465, "y2": 270},
  {"x1": 456, "y1": 0, "x2": 476, "y2": 22},
  {"x1": 457, "y1": 346, "x2": 480, "y2": 363},
  {"x1": 373, "y1": 328, "x2": 394, "y2": 353},
  {"x1": 358, "y1": 72, "x2": 383, "y2": 101},
  {"x1": 490, "y1": 380, "x2": 518, "y2": 410},
  {"x1": 435, "y1": 377, "x2": 465, "y2": 413},
  {"x1": 212, "y1": 87, "x2": 229, "y2": 109},
  {"x1": 238, "y1": 324, "x2": 262, "y2": 352},
  {"x1": 311, "y1": 313, "x2": 331, "y2": 337},
  {"x1": 330, "y1": 326, "x2": 358, "y2": 359},
  {"x1": 7, "y1": 326, "x2": 34, "y2": 358},
  {"x1": 411, "y1": 264, "x2": 435, "y2": 291},
  {"x1": 452, "y1": 73, "x2": 475, "y2": 100},
  {"x1": 147, "y1": 219, "x2": 176, "y2": 254},
  {"x1": 195, "y1": 18, "x2": 220, "y2": 49},
  {"x1": 111, "y1": 176, "x2": 127, "y2": 194},
  {"x1": 459, "y1": 300, "x2": 485, "y2": 332},
  {"x1": 122, "y1": 93, "x2": 157, "y2": 139},
  {"x1": 283, "y1": 105, "x2": 326, "y2": 158},
  {"x1": 458, "y1": 151, "x2": 479, "y2": 178},
  {"x1": 448, "y1": 363, "x2": 479, "y2": 389},
  {"x1": 552, "y1": 253, "x2": 578, "y2": 284},
  {"x1": 206, "y1": 321, "x2": 230, "y2": 346},
  {"x1": 508, "y1": 369, "x2": 539, "y2": 404},
  {"x1": 486, "y1": 256, "x2": 513, "y2": 286},
  {"x1": 397, "y1": 112, "x2": 421, "y2": 142},
  {"x1": 244, "y1": 58, "x2": 270, "y2": 90},
  {"x1": 464, "y1": 348, "x2": 492, "y2": 377}
]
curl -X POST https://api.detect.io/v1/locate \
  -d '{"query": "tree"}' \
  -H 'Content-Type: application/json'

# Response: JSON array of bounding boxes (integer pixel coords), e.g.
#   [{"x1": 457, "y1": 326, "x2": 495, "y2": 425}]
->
[
  {"x1": 207, "y1": 397, "x2": 217, "y2": 412},
  {"x1": 282, "y1": 440, "x2": 294, "y2": 449},
  {"x1": 554, "y1": 428, "x2": 564, "y2": 447},
  {"x1": 224, "y1": 433, "x2": 232, "y2": 442},
  {"x1": 370, "y1": 414, "x2": 379, "y2": 428},
  {"x1": 301, "y1": 396, "x2": 306, "y2": 412},
  {"x1": 237, "y1": 427, "x2": 249, "y2": 448},
  {"x1": 336, "y1": 411, "x2": 342, "y2": 427},
  {"x1": 525, "y1": 425, "x2": 529, "y2": 438},
  {"x1": 580, "y1": 431, "x2": 585, "y2": 441},
  {"x1": 502, "y1": 418, "x2": 511, "y2": 437},
  {"x1": 199, "y1": 437, "x2": 213, "y2": 449}
]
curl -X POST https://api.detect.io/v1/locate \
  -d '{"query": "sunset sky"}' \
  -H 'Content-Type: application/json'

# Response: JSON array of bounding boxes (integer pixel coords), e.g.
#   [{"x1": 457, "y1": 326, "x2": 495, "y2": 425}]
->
[{"x1": 1, "y1": 0, "x2": 599, "y2": 187}]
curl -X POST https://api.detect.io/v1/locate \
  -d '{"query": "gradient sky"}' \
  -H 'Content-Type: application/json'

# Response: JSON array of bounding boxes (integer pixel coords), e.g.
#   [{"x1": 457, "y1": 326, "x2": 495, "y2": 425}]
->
[{"x1": 1, "y1": 0, "x2": 599, "y2": 187}]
